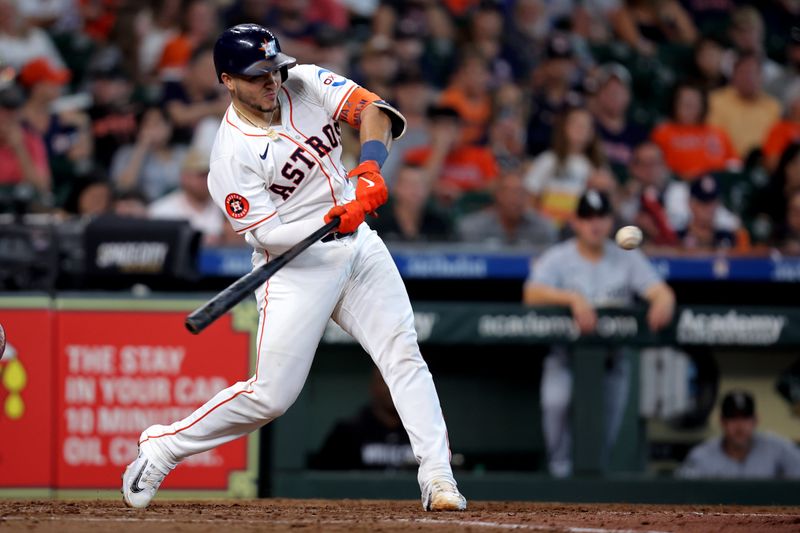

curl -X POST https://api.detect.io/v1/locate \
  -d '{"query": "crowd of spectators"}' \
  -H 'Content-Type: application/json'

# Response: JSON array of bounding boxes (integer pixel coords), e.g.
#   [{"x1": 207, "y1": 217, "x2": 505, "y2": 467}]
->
[{"x1": 1, "y1": 0, "x2": 800, "y2": 255}]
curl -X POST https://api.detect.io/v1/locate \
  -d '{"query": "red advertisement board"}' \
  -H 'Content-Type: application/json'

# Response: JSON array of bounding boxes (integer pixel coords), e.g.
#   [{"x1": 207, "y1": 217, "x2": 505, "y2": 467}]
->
[
  {"x1": 0, "y1": 307, "x2": 54, "y2": 488},
  {"x1": 54, "y1": 309, "x2": 251, "y2": 490}
]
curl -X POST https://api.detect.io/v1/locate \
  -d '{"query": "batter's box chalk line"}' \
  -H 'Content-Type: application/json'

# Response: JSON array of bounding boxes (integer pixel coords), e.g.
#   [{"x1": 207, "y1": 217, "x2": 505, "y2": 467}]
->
[{"x1": 0, "y1": 515, "x2": 672, "y2": 533}]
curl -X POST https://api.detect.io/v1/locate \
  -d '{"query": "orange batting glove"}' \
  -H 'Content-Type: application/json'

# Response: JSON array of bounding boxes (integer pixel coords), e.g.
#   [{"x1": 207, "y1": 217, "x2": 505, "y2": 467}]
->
[
  {"x1": 348, "y1": 160, "x2": 388, "y2": 214},
  {"x1": 324, "y1": 201, "x2": 366, "y2": 234}
]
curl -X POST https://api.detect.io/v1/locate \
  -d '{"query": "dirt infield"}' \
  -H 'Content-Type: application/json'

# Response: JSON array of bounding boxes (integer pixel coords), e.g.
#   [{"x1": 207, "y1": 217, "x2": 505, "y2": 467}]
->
[{"x1": 2, "y1": 499, "x2": 800, "y2": 532}]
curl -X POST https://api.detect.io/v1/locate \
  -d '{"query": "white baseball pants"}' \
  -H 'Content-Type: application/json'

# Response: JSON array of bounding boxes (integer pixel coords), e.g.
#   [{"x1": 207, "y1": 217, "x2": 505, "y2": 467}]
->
[{"x1": 138, "y1": 224, "x2": 455, "y2": 490}]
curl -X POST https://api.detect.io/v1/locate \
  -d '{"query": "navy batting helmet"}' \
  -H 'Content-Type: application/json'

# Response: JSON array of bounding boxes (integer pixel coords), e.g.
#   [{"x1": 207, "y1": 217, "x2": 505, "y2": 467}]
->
[{"x1": 213, "y1": 24, "x2": 297, "y2": 83}]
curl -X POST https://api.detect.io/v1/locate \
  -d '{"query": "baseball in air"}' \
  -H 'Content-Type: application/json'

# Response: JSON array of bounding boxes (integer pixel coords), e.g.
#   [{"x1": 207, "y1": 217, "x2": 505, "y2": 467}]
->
[{"x1": 615, "y1": 226, "x2": 643, "y2": 250}]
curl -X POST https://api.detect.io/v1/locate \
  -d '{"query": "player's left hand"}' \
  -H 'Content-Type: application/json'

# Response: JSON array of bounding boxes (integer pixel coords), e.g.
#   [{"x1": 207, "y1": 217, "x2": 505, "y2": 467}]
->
[
  {"x1": 348, "y1": 160, "x2": 388, "y2": 214},
  {"x1": 647, "y1": 298, "x2": 674, "y2": 332},
  {"x1": 325, "y1": 201, "x2": 366, "y2": 234}
]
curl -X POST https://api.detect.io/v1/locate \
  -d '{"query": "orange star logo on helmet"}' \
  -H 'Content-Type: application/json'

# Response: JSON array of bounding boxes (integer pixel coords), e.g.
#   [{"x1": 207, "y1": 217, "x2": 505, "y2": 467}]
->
[{"x1": 259, "y1": 38, "x2": 278, "y2": 59}]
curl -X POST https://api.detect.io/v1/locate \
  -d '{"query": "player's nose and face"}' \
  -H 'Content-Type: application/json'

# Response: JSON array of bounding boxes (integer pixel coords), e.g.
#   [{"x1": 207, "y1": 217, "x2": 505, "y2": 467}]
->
[
  {"x1": 227, "y1": 70, "x2": 282, "y2": 112},
  {"x1": 690, "y1": 198, "x2": 716, "y2": 225},
  {"x1": 245, "y1": 71, "x2": 281, "y2": 101},
  {"x1": 733, "y1": 58, "x2": 761, "y2": 97},
  {"x1": 574, "y1": 214, "x2": 613, "y2": 247},
  {"x1": 787, "y1": 192, "x2": 800, "y2": 233},
  {"x1": 394, "y1": 166, "x2": 428, "y2": 209},
  {"x1": 495, "y1": 174, "x2": 527, "y2": 218},
  {"x1": 631, "y1": 144, "x2": 666, "y2": 187},
  {"x1": 675, "y1": 87, "x2": 702, "y2": 125},
  {"x1": 722, "y1": 416, "x2": 756, "y2": 449}
]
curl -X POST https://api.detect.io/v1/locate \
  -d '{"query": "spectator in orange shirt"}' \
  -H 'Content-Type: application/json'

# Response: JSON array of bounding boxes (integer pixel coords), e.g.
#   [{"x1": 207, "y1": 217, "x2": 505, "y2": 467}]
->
[
  {"x1": 157, "y1": 0, "x2": 217, "y2": 79},
  {"x1": 439, "y1": 54, "x2": 492, "y2": 146},
  {"x1": 404, "y1": 105, "x2": 498, "y2": 206},
  {"x1": 651, "y1": 82, "x2": 740, "y2": 181},
  {"x1": 762, "y1": 86, "x2": 800, "y2": 172}
]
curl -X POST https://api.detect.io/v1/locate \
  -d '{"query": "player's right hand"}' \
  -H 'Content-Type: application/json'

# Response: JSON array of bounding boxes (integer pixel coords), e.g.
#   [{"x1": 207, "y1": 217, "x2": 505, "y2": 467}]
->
[
  {"x1": 324, "y1": 201, "x2": 365, "y2": 234},
  {"x1": 647, "y1": 297, "x2": 674, "y2": 332},
  {"x1": 569, "y1": 294, "x2": 597, "y2": 334}
]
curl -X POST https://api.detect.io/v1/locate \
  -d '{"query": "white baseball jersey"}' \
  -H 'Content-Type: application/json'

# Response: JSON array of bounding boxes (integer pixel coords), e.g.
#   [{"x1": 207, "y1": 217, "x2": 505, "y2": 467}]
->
[{"x1": 207, "y1": 64, "x2": 377, "y2": 250}]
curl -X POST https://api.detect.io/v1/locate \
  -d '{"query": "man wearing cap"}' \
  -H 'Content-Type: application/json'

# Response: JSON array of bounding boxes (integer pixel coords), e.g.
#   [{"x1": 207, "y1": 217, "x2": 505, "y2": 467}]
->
[
  {"x1": 18, "y1": 57, "x2": 93, "y2": 200},
  {"x1": 524, "y1": 189, "x2": 675, "y2": 477},
  {"x1": 589, "y1": 63, "x2": 648, "y2": 168},
  {"x1": 676, "y1": 174, "x2": 748, "y2": 251},
  {"x1": 526, "y1": 32, "x2": 584, "y2": 157},
  {"x1": 677, "y1": 390, "x2": 800, "y2": 479}
]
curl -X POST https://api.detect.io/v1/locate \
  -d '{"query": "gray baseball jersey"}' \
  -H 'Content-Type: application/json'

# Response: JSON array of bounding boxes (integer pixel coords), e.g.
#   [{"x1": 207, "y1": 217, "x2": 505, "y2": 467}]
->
[
  {"x1": 676, "y1": 432, "x2": 800, "y2": 479},
  {"x1": 527, "y1": 238, "x2": 662, "y2": 306}
]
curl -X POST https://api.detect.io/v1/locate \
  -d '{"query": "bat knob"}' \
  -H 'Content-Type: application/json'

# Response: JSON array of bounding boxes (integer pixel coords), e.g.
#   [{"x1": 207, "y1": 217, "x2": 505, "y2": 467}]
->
[{"x1": 185, "y1": 317, "x2": 201, "y2": 334}]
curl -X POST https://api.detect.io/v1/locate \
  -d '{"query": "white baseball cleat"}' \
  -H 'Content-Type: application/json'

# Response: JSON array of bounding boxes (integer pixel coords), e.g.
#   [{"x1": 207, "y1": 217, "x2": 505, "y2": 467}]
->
[
  {"x1": 422, "y1": 478, "x2": 467, "y2": 511},
  {"x1": 121, "y1": 450, "x2": 169, "y2": 508}
]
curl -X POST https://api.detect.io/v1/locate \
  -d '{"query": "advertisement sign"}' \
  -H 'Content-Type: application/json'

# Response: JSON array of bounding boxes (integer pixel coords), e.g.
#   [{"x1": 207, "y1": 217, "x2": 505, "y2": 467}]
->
[
  {"x1": 323, "y1": 304, "x2": 800, "y2": 347},
  {"x1": 0, "y1": 304, "x2": 54, "y2": 488},
  {"x1": 54, "y1": 307, "x2": 251, "y2": 490}
]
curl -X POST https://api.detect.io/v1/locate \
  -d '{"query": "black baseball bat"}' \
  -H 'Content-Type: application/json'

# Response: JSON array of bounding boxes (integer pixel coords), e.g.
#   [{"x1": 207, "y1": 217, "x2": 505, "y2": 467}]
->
[{"x1": 185, "y1": 217, "x2": 340, "y2": 334}]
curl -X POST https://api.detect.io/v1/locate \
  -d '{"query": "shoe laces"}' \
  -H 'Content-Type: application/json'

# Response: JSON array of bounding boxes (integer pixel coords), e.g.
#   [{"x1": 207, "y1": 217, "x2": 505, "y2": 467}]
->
[
  {"x1": 429, "y1": 479, "x2": 459, "y2": 496},
  {"x1": 141, "y1": 463, "x2": 166, "y2": 489}
]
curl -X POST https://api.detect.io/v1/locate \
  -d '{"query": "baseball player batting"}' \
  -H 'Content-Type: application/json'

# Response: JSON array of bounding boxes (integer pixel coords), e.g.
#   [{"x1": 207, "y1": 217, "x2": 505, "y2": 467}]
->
[{"x1": 122, "y1": 24, "x2": 466, "y2": 512}]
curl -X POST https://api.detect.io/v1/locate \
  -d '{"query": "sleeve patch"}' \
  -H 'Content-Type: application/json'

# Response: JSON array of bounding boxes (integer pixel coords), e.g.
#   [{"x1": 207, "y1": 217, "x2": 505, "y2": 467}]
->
[
  {"x1": 225, "y1": 193, "x2": 250, "y2": 219},
  {"x1": 317, "y1": 68, "x2": 347, "y2": 87}
]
